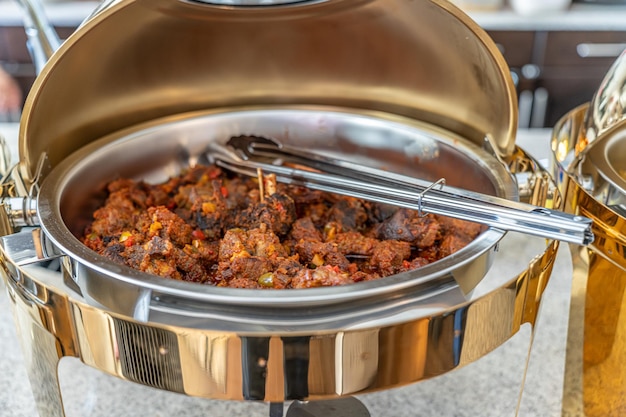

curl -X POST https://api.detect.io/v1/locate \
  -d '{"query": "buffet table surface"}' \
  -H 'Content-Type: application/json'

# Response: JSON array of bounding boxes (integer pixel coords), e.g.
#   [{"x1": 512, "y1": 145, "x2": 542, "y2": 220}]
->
[{"x1": 0, "y1": 124, "x2": 573, "y2": 417}]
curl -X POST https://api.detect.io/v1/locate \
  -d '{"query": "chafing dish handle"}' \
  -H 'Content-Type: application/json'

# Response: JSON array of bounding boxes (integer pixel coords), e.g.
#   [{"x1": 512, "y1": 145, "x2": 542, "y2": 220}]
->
[{"x1": 0, "y1": 228, "x2": 63, "y2": 267}]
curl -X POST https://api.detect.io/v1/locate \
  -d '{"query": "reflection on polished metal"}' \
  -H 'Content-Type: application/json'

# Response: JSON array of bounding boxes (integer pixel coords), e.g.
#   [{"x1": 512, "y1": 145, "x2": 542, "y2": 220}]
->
[
  {"x1": 584, "y1": 125, "x2": 626, "y2": 212},
  {"x1": 553, "y1": 106, "x2": 626, "y2": 417},
  {"x1": 583, "y1": 50, "x2": 626, "y2": 145},
  {"x1": 0, "y1": 134, "x2": 11, "y2": 178},
  {"x1": 13, "y1": 0, "x2": 61, "y2": 73}
]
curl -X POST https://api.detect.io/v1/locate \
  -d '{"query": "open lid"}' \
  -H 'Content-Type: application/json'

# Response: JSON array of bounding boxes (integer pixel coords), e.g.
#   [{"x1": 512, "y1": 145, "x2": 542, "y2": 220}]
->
[
  {"x1": 577, "y1": 119, "x2": 626, "y2": 216},
  {"x1": 18, "y1": 0, "x2": 517, "y2": 181}
]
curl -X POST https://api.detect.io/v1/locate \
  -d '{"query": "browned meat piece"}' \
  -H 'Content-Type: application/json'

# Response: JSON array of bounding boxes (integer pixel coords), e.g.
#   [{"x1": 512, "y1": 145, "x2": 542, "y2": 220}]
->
[
  {"x1": 223, "y1": 277, "x2": 260, "y2": 289},
  {"x1": 117, "y1": 236, "x2": 208, "y2": 282},
  {"x1": 272, "y1": 257, "x2": 303, "y2": 288},
  {"x1": 439, "y1": 234, "x2": 476, "y2": 258},
  {"x1": 333, "y1": 231, "x2": 379, "y2": 256},
  {"x1": 290, "y1": 217, "x2": 323, "y2": 242},
  {"x1": 325, "y1": 197, "x2": 369, "y2": 232},
  {"x1": 285, "y1": 185, "x2": 327, "y2": 207},
  {"x1": 218, "y1": 256, "x2": 272, "y2": 283},
  {"x1": 173, "y1": 179, "x2": 229, "y2": 239},
  {"x1": 435, "y1": 215, "x2": 484, "y2": 258},
  {"x1": 122, "y1": 244, "x2": 147, "y2": 269},
  {"x1": 232, "y1": 257, "x2": 302, "y2": 289},
  {"x1": 297, "y1": 202, "x2": 330, "y2": 228},
  {"x1": 145, "y1": 183, "x2": 172, "y2": 207},
  {"x1": 435, "y1": 216, "x2": 484, "y2": 238},
  {"x1": 294, "y1": 239, "x2": 351, "y2": 270},
  {"x1": 290, "y1": 265, "x2": 354, "y2": 288},
  {"x1": 219, "y1": 228, "x2": 251, "y2": 262},
  {"x1": 358, "y1": 271, "x2": 382, "y2": 282},
  {"x1": 247, "y1": 227, "x2": 289, "y2": 260},
  {"x1": 176, "y1": 255, "x2": 209, "y2": 282},
  {"x1": 174, "y1": 183, "x2": 216, "y2": 212},
  {"x1": 82, "y1": 232, "x2": 105, "y2": 253},
  {"x1": 106, "y1": 178, "x2": 170, "y2": 211},
  {"x1": 182, "y1": 239, "x2": 220, "y2": 267},
  {"x1": 88, "y1": 183, "x2": 146, "y2": 237},
  {"x1": 174, "y1": 246, "x2": 215, "y2": 283},
  {"x1": 369, "y1": 240, "x2": 412, "y2": 276},
  {"x1": 101, "y1": 242, "x2": 126, "y2": 264},
  {"x1": 217, "y1": 227, "x2": 294, "y2": 286},
  {"x1": 400, "y1": 257, "x2": 430, "y2": 272},
  {"x1": 375, "y1": 209, "x2": 440, "y2": 248},
  {"x1": 351, "y1": 270, "x2": 379, "y2": 282},
  {"x1": 138, "y1": 236, "x2": 182, "y2": 280},
  {"x1": 234, "y1": 193, "x2": 297, "y2": 236},
  {"x1": 223, "y1": 177, "x2": 258, "y2": 210},
  {"x1": 413, "y1": 219, "x2": 483, "y2": 263},
  {"x1": 219, "y1": 227, "x2": 287, "y2": 262},
  {"x1": 362, "y1": 201, "x2": 397, "y2": 223},
  {"x1": 415, "y1": 245, "x2": 440, "y2": 263},
  {"x1": 146, "y1": 206, "x2": 193, "y2": 247}
]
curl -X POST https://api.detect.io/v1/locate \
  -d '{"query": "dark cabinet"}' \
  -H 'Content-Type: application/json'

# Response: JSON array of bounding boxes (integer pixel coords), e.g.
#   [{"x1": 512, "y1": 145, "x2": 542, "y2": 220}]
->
[
  {"x1": 2, "y1": 23, "x2": 626, "y2": 129},
  {"x1": 0, "y1": 26, "x2": 75, "y2": 108},
  {"x1": 489, "y1": 30, "x2": 536, "y2": 68},
  {"x1": 488, "y1": 29, "x2": 626, "y2": 128}
]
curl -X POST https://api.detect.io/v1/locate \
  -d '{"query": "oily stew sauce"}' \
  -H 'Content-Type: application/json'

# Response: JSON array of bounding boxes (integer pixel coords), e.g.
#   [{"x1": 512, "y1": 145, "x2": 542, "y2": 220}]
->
[{"x1": 82, "y1": 163, "x2": 483, "y2": 289}]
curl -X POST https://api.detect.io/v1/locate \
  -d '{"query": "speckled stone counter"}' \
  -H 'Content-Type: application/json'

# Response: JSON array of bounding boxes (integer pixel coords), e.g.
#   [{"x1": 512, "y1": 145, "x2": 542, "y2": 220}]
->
[{"x1": 0, "y1": 125, "x2": 573, "y2": 417}]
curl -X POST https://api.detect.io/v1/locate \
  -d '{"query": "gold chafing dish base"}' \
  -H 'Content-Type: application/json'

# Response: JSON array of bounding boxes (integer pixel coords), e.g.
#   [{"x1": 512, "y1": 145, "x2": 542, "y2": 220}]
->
[{"x1": 554, "y1": 105, "x2": 626, "y2": 417}]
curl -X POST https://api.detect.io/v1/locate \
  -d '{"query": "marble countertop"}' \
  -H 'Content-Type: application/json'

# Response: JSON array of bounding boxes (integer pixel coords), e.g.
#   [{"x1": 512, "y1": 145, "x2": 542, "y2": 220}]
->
[
  {"x1": 0, "y1": 124, "x2": 574, "y2": 417},
  {"x1": 0, "y1": 1, "x2": 626, "y2": 31}
]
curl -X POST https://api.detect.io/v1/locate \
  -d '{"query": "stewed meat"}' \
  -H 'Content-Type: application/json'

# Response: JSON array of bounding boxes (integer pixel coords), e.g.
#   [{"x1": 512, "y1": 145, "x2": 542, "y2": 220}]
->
[{"x1": 82, "y1": 162, "x2": 484, "y2": 288}]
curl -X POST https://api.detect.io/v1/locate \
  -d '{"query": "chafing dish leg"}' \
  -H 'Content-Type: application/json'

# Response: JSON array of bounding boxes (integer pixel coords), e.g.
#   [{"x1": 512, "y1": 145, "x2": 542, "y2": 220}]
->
[
  {"x1": 286, "y1": 397, "x2": 370, "y2": 417},
  {"x1": 4, "y1": 278, "x2": 68, "y2": 417},
  {"x1": 269, "y1": 402, "x2": 284, "y2": 417}
]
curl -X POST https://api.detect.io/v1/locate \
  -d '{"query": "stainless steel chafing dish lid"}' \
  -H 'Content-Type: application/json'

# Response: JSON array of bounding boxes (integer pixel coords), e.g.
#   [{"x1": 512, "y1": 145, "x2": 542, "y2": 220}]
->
[
  {"x1": 582, "y1": 49, "x2": 626, "y2": 145},
  {"x1": 17, "y1": 0, "x2": 517, "y2": 182},
  {"x1": 576, "y1": 120, "x2": 626, "y2": 215},
  {"x1": 555, "y1": 48, "x2": 626, "y2": 215}
]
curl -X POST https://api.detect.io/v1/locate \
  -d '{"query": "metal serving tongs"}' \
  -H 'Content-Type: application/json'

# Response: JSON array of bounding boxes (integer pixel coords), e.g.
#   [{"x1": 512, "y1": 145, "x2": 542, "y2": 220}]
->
[{"x1": 210, "y1": 136, "x2": 594, "y2": 246}]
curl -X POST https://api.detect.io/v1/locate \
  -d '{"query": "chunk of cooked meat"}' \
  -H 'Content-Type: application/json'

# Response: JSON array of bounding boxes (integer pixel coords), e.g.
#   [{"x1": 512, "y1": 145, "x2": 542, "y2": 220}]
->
[
  {"x1": 369, "y1": 240, "x2": 412, "y2": 276},
  {"x1": 324, "y1": 197, "x2": 369, "y2": 232},
  {"x1": 234, "y1": 193, "x2": 297, "y2": 236},
  {"x1": 375, "y1": 209, "x2": 440, "y2": 248}
]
